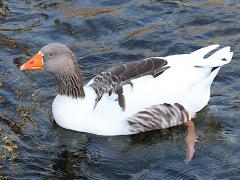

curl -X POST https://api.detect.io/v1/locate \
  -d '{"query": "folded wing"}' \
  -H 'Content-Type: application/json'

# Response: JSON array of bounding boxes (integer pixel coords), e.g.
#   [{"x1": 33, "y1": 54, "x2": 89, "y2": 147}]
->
[{"x1": 89, "y1": 57, "x2": 170, "y2": 110}]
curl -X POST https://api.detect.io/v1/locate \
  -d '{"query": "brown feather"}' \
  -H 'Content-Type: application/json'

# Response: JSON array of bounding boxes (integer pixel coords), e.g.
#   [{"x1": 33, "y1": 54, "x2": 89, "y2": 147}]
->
[{"x1": 127, "y1": 103, "x2": 189, "y2": 133}]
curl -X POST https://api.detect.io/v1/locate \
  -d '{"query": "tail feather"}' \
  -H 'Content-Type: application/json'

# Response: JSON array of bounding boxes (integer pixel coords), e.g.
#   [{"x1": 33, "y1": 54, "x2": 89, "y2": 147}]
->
[
  {"x1": 191, "y1": 44, "x2": 220, "y2": 57},
  {"x1": 207, "y1": 46, "x2": 233, "y2": 63},
  {"x1": 192, "y1": 45, "x2": 233, "y2": 67}
]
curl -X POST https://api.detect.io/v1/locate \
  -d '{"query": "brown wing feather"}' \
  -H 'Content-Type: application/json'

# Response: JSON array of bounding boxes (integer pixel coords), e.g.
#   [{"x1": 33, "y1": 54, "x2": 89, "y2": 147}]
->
[
  {"x1": 90, "y1": 58, "x2": 169, "y2": 110},
  {"x1": 107, "y1": 57, "x2": 169, "y2": 81}
]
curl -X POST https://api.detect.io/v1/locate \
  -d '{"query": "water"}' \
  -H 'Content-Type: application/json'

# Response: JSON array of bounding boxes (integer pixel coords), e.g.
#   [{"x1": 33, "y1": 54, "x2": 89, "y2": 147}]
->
[{"x1": 0, "y1": 0, "x2": 240, "y2": 179}]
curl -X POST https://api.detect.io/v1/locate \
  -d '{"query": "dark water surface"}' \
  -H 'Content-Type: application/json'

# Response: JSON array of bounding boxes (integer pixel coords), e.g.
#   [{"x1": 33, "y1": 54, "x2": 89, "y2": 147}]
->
[{"x1": 0, "y1": 0, "x2": 240, "y2": 179}]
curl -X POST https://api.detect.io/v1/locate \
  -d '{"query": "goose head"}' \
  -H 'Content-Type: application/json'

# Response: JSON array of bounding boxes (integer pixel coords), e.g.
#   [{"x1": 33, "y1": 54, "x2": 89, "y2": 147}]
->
[
  {"x1": 20, "y1": 43, "x2": 85, "y2": 98},
  {"x1": 20, "y1": 43, "x2": 78, "y2": 75}
]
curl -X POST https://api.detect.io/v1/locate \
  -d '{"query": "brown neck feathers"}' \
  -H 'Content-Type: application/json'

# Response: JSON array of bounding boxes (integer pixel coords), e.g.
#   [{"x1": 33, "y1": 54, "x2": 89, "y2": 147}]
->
[{"x1": 55, "y1": 66, "x2": 85, "y2": 98}]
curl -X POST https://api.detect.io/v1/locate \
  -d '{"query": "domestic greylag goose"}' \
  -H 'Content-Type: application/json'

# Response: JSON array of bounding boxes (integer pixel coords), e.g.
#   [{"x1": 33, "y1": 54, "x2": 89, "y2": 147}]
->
[{"x1": 20, "y1": 43, "x2": 233, "y2": 135}]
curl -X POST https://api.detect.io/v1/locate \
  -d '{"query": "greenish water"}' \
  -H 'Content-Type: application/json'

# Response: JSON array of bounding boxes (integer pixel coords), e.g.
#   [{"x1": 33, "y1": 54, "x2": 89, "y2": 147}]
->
[{"x1": 0, "y1": 0, "x2": 240, "y2": 179}]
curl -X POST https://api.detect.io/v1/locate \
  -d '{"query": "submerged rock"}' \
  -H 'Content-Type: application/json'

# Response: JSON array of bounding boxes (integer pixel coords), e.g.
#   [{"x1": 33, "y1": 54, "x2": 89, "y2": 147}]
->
[
  {"x1": 0, "y1": 0, "x2": 11, "y2": 17},
  {"x1": 0, "y1": 95, "x2": 5, "y2": 103},
  {"x1": 33, "y1": 1, "x2": 60, "y2": 9},
  {"x1": 0, "y1": 134, "x2": 18, "y2": 160},
  {"x1": 0, "y1": 82, "x2": 5, "y2": 88},
  {"x1": 13, "y1": 57, "x2": 23, "y2": 67},
  {"x1": 54, "y1": 19, "x2": 76, "y2": 35},
  {"x1": 0, "y1": 33, "x2": 18, "y2": 48}
]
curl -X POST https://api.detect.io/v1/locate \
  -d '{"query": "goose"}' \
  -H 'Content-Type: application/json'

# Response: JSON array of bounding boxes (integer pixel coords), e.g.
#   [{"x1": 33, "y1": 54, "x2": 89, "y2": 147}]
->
[{"x1": 20, "y1": 43, "x2": 233, "y2": 136}]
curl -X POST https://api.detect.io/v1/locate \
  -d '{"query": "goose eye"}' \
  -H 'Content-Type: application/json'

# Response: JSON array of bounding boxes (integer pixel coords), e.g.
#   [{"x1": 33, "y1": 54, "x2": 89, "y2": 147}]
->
[{"x1": 49, "y1": 53, "x2": 54, "y2": 57}]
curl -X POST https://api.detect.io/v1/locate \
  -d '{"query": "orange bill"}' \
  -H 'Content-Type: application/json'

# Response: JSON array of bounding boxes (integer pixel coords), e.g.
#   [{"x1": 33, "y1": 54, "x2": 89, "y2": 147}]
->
[{"x1": 20, "y1": 52, "x2": 44, "y2": 71}]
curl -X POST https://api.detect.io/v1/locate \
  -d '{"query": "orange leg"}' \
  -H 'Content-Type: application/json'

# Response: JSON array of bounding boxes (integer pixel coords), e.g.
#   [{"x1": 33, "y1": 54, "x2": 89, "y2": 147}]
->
[{"x1": 184, "y1": 120, "x2": 198, "y2": 163}]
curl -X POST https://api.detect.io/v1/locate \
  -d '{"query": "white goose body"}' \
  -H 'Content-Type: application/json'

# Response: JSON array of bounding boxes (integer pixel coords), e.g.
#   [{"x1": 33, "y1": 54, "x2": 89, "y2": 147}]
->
[
  {"x1": 20, "y1": 44, "x2": 233, "y2": 135},
  {"x1": 50, "y1": 44, "x2": 233, "y2": 136}
]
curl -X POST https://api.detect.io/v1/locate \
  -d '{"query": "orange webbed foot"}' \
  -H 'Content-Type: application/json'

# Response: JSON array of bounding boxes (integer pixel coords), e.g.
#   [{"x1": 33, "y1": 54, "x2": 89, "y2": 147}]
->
[{"x1": 184, "y1": 120, "x2": 198, "y2": 163}]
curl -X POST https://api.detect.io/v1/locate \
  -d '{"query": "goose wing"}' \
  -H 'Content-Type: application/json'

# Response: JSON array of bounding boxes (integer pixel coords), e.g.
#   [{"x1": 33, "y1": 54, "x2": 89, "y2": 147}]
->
[{"x1": 89, "y1": 57, "x2": 170, "y2": 110}]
